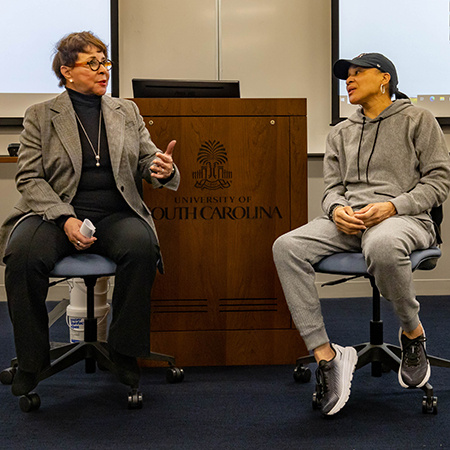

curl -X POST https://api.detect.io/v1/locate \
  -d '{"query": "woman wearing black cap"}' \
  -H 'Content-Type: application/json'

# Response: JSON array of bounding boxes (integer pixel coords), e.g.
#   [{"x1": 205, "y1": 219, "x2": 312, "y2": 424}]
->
[{"x1": 273, "y1": 52, "x2": 450, "y2": 416}]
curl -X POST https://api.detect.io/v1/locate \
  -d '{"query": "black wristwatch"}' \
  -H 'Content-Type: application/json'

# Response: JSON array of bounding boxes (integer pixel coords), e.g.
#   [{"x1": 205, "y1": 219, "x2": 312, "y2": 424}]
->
[{"x1": 328, "y1": 204, "x2": 343, "y2": 221}]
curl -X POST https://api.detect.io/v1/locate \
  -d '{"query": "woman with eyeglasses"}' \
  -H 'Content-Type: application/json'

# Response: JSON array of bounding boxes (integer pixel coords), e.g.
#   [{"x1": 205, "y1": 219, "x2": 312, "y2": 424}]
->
[{"x1": 0, "y1": 31, "x2": 180, "y2": 396}]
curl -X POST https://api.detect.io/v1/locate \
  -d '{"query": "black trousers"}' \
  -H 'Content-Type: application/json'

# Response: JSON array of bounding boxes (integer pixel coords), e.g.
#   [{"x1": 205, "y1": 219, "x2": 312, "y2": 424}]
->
[{"x1": 4, "y1": 212, "x2": 159, "y2": 373}]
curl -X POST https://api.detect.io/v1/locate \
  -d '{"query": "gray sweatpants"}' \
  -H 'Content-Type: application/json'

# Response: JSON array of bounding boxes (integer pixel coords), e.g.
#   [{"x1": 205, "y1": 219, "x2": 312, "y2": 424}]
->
[{"x1": 272, "y1": 214, "x2": 436, "y2": 351}]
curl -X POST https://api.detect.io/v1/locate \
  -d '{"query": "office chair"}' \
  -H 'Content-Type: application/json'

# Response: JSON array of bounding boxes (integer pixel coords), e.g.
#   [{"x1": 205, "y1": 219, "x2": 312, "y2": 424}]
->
[
  {"x1": 293, "y1": 246, "x2": 450, "y2": 415},
  {"x1": 1, "y1": 253, "x2": 184, "y2": 412}
]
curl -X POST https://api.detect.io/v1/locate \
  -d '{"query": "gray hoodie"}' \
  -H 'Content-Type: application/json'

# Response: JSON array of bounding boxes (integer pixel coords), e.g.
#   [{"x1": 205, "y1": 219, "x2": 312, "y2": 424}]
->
[{"x1": 322, "y1": 99, "x2": 450, "y2": 223}]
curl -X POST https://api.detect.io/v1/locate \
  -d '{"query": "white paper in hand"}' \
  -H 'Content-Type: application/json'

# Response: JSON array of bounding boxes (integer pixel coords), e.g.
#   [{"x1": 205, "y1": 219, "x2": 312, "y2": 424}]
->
[{"x1": 80, "y1": 218, "x2": 96, "y2": 238}]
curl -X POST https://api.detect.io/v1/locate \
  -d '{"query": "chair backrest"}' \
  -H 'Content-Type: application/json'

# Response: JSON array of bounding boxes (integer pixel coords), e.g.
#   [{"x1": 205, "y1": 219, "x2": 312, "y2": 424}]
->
[{"x1": 430, "y1": 205, "x2": 443, "y2": 245}]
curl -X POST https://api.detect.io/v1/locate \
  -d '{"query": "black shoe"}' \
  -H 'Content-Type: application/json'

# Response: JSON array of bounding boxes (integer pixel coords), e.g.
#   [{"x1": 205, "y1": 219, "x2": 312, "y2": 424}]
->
[
  {"x1": 315, "y1": 344, "x2": 358, "y2": 416},
  {"x1": 11, "y1": 369, "x2": 39, "y2": 397},
  {"x1": 398, "y1": 328, "x2": 430, "y2": 388},
  {"x1": 110, "y1": 349, "x2": 141, "y2": 387}
]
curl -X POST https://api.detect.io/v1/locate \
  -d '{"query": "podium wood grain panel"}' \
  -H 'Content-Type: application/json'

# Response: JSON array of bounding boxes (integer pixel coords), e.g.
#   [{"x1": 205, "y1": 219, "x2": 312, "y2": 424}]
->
[
  {"x1": 132, "y1": 97, "x2": 306, "y2": 117},
  {"x1": 133, "y1": 98, "x2": 308, "y2": 365},
  {"x1": 144, "y1": 330, "x2": 306, "y2": 367}
]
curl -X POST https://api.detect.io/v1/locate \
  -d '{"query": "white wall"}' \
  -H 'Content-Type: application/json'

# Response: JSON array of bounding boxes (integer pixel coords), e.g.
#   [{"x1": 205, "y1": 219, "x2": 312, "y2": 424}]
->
[
  {"x1": 1, "y1": 0, "x2": 449, "y2": 300},
  {"x1": 119, "y1": 0, "x2": 332, "y2": 155}
]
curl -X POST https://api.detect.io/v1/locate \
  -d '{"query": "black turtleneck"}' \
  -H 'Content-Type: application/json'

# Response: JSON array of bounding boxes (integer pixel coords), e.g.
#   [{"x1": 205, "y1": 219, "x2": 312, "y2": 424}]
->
[{"x1": 66, "y1": 88, "x2": 130, "y2": 224}]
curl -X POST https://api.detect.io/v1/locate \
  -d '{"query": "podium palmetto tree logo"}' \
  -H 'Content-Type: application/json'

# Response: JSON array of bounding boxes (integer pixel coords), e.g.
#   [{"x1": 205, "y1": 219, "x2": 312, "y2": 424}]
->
[{"x1": 193, "y1": 140, "x2": 232, "y2": 190}]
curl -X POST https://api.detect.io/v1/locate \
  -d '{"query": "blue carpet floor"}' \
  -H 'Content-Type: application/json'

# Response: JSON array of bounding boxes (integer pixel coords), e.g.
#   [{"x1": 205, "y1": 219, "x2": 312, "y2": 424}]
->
[{"x1": 1, "y1": 297, "x2": 449, "y2": 449}]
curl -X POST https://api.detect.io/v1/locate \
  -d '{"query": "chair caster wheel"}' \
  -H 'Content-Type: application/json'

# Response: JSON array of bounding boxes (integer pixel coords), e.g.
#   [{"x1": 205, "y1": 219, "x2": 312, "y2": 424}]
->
[
  {"x1": 0, "y1": 367, "x2": 17, "y2": 385},
  {"x1": 166, "y1": 367, "x2": 184, "y2": 383},
  {"x1": 19, "y1": 393, "x2": 41, "y2": 412},
  {"x1": 422, "y1": 395, "x2": 438, "y2": 415},
  {"x1": 127, "y1": 388, "x2": 143, "y2": 410},
  {"x1": 293, "y1": 365, "x2": 311, "y2": 383}
]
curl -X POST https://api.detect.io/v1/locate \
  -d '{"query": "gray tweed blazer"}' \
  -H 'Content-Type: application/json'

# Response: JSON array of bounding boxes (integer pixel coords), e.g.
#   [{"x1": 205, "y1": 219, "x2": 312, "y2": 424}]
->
[{"x1": 0, "y1": 90, "x2": 179, "y2": 268}]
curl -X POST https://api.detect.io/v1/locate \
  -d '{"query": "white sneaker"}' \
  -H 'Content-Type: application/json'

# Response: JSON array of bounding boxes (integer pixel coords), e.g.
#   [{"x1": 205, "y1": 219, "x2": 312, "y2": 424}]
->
[{"x1": 315, "y1": 344, "x2": 358, "y2": 415}]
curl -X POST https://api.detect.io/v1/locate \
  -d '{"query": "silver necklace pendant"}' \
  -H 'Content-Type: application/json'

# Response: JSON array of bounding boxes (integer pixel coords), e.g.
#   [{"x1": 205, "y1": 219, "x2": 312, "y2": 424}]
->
[{"x1": 74, "y1": 110, "x2": 102, "y2": 167}]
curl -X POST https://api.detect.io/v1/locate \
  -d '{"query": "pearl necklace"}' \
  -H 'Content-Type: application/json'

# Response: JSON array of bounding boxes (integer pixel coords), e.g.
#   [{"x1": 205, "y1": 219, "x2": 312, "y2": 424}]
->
[{"x1": 74, "y1": 110, "x2": 102, "y2": 167}]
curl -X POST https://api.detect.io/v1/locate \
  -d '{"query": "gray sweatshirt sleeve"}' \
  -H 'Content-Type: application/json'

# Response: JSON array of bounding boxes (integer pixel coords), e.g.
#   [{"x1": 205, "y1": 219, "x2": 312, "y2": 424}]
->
[
  {"x1": 390, "y1": 111, "x2": 450, "y2": 216},
  {"x1": 321, "y1": 130, "x2": 350, "y2": 216}
]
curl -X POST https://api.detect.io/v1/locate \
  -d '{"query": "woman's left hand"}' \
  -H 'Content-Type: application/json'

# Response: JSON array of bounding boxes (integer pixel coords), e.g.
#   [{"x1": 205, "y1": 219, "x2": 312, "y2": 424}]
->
[
  {"x1": 151, "y1": 140, "x2": 177, "y2": 179},
  {"x1": 353, "y1": 201, "x2": 397, "y2": 228}
]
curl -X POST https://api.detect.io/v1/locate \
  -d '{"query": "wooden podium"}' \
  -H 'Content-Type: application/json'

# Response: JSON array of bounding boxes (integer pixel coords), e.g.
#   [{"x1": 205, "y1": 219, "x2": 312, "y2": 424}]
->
[{"x1": 132, "y1": 98, "x2": 308, "y2": 366}]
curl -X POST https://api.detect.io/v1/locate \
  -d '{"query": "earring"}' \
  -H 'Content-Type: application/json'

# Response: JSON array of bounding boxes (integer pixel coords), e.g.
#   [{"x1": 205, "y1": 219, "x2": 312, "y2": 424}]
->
[
  {"x1": 380, "y1": 84, "x2": 386, "y2": 95},
  {"x1": 70, "y1": 79, "x2": 74, "y2": 83}
]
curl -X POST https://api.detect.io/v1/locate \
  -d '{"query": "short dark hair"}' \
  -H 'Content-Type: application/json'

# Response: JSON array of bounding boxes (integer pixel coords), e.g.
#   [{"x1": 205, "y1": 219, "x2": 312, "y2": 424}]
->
[{"x1": 52, "y1": 31, "x2": 108, "y2": 87}]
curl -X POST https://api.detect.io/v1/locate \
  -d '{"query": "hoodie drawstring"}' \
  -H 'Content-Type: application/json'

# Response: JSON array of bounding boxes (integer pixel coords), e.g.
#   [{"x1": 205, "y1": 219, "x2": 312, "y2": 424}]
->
[
  {"x1": 356, "y1": 117, "x2": 383, "y2": 184},
  {"x1": 365, "y1": 118, "x2": 383, "y2": 183},
  {"x1": 357, "y1": 117, "x2": 366, "y2": 181}
]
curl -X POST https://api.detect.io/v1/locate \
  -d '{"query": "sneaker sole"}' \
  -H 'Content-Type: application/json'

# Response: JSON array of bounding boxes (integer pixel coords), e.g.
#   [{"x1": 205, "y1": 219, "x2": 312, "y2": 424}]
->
[
  {"x1": 326, "y1": 347, "x2": 358, "y2": 416},
  {"x1": 398, "y1": 328, "x2": 431, "y2": 389}
]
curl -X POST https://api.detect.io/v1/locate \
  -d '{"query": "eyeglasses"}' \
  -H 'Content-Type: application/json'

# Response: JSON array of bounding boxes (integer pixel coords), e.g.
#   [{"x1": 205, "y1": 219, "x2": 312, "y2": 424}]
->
[{"x1": 74, "y1": 59, "x2": 113, "y2": 71}]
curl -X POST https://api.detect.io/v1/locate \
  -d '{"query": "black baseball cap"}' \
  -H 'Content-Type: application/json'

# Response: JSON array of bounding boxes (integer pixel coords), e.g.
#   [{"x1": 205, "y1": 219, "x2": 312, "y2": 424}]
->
[{"x1": 333, "y1": 52, "x2": 399, "y2": 94}]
